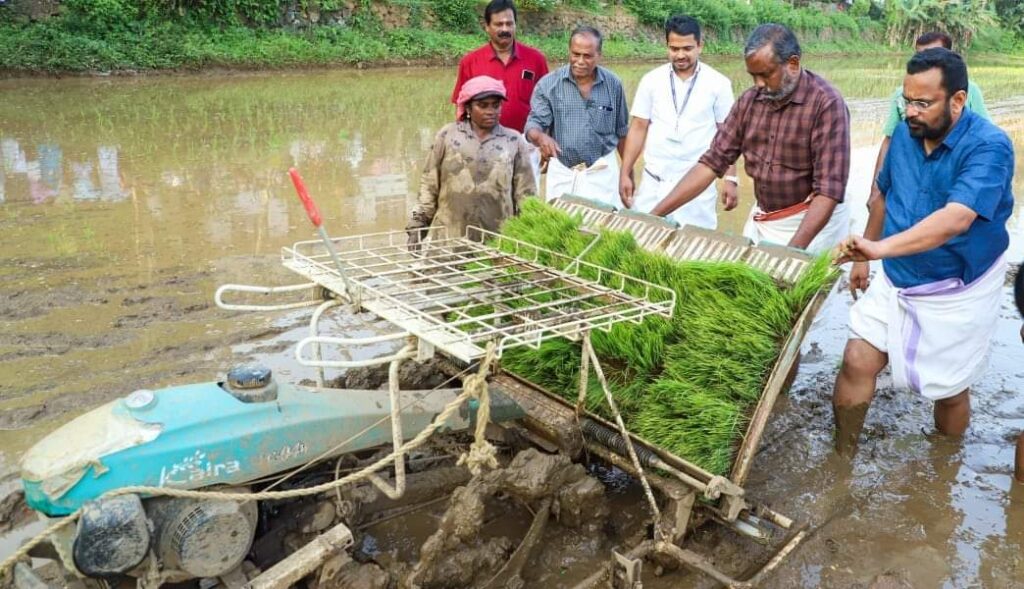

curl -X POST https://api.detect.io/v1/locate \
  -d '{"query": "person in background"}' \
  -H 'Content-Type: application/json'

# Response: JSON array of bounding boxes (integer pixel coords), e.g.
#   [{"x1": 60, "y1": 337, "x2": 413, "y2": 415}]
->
[
  {"x1": 524, "y1": 25, "x2": 629, "y2": 207},
  {"x1": 451, "y1": 0, "x2": 548, "y2": 134},
  {"x1": 867, "y1": 31, "x2": 990, "y2": 209},
  {"x1": 619, "y1": 14, "x2": 736, "y2": 229},
  {"x1": 649, "y1": 24, "x2": 851, "y2": 254},
  {"x1": 831, "y1": 49, "x2": 1014, "y2": 458},
  {"x1": 408, "y1": 76, "x2": 535, "y2": 246}
]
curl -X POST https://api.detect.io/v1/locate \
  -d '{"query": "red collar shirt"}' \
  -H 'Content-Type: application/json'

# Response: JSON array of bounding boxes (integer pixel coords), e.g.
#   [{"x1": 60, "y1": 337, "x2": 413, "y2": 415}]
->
[{"x1": 452, "y1": 41, "x2": 549, "y2": 133}]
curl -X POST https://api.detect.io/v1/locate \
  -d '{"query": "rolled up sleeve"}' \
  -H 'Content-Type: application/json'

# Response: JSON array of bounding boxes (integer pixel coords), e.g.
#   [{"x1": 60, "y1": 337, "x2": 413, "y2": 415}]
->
[
  {"x1": 512, "y1": 135, "x2": 538, "y2": 207},
  {"x1": 524, "y1": 79, "x2": 553, "y2": 137},
  {"x1": 614, "y1": 82, "x2": 629, "y2": 138},
  {"x1": 810, "y1": 97, "x2": 850, "y2": 203}
]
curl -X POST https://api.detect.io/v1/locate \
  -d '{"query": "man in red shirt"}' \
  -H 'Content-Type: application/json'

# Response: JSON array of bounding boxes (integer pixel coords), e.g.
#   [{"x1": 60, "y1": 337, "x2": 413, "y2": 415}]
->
[{"x1": 451, "y1": 0, "x2": 549, "y2": 133}]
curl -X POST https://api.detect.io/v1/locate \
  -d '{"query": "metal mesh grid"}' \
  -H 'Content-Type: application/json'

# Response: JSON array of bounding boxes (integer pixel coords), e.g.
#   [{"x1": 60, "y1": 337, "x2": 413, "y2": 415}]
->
[{"x1": 281, "y1": 227, "x2": 675, "y2": 363}]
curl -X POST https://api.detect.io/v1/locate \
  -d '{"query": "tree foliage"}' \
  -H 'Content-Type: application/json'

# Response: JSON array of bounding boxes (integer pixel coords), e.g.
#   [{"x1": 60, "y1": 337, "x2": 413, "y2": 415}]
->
[{"x1": 884, "y1": 0, "x2": 999, "y2": 48}]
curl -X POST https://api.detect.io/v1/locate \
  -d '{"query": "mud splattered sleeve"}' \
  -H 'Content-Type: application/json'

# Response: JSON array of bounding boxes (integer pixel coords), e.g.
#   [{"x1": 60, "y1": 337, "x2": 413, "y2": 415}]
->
[
  {"x1": 512, "y1": 133, "x2": 537, "y2": 214},
  {"x1": 408, "y1": 125, "x2": 449, "y2": 230}
]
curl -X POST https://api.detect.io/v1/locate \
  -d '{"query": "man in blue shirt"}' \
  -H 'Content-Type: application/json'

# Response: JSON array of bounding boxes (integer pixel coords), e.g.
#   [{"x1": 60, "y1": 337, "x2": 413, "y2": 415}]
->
[{"x1": 831, "y1": 48, "x2": 1015, "y2": 458}]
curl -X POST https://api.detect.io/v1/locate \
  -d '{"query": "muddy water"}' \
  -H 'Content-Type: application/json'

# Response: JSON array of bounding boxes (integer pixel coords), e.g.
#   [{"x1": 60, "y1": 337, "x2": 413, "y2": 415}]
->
[{"x1": 1, "y1": 54, "x2": 1023, "y2": 587}]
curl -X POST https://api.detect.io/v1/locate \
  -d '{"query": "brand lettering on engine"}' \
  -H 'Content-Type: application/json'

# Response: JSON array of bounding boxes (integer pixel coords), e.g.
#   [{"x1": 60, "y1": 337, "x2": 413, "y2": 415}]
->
[
  {"x1": 260, "y1": 442, "x2": 308, "y2": 464},
  {"x1": 159, "y1": 450, "x2": 241, "y2": 487}
]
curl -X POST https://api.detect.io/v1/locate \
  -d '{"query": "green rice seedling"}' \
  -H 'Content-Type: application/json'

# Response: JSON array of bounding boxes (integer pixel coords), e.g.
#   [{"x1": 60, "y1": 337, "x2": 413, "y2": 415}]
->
[
  {"x1": 631, "y1": 380, "x2": 746, "y2": 475},
  {"x1": 489, "y1": 200, "x2": 834, "y2": 475},
  {"x1": 589, "y1": 317, "x2": 675, "y2": 377},
  {"x1": 500, "y1": 338, "x2": 582, "y2": 393},
  {"x1": 785, "y1": 254, "x2": 839, "y2": 313},
  {"x1": 499, "y1": 198, "x2": 591, "y2": 261}
]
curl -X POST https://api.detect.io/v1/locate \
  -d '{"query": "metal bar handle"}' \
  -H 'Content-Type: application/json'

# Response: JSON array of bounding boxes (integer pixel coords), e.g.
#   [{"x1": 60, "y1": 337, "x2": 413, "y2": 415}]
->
[
  {"x1": 295, "y1": 333, "x2": 414, "y2": 369},
  {"x1": 215, "y1": 282, "x2": 324, "y2": 311}
]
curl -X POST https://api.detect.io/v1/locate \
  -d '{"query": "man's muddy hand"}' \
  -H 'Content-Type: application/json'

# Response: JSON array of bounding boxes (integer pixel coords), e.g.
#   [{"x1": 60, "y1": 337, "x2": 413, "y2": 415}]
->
[
  {"x1": 834, "y1": 235, "x2": 885, "y2": 265},
  {"x1": 721, "y1": 182, "x2": 739, "y2": 211},
  {"x1": 619, "y1": 173, "x2": 635, "y2": 209},
  {"x1": 534, "y1": 133, "x2": 561, "y2": 161},
  {"x1": 848, "y1": 261, "x2": 870, "y2": 300},
  {"x1": 406, "y1": 226, "x2": 425, "y2": 253}
]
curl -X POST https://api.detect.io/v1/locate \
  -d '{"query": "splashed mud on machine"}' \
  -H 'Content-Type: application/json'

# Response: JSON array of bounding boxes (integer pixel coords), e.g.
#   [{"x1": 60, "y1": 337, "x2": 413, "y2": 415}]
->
[{"x1": 4, "y1": 182, "x2": 832, "y2": 589}]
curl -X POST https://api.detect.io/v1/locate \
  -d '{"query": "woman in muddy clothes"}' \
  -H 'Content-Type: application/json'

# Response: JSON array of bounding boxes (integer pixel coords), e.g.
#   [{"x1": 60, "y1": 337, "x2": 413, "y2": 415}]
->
[
  {"x1": 1015, "y1": 266, "x2": 1024, "y2": 483},
  {"x1": 406, "y1": 75, "x2": 537, "y2": 247}
]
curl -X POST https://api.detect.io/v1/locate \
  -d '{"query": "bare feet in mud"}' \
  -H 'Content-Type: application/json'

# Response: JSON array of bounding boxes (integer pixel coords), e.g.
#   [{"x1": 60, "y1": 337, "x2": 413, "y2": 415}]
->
[{"x1": 833, "y1": 402, "x2": 870, "y2": 458}]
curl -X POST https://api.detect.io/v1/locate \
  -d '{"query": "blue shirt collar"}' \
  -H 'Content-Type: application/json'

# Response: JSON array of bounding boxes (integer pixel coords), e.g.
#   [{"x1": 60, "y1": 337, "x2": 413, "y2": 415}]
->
[{"x1": 940, "y1": 108, "x2": 975, "y2": 151}]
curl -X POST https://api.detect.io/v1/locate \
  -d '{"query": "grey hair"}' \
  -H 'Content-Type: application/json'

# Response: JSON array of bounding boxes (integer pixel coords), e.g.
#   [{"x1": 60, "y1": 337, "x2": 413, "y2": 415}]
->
[
  {"x1": 570, "y1": 25, "x2": 603, "y2": 53},
  {"x1": 744, "y1": 23, "x2": 801, "y2": 63}
]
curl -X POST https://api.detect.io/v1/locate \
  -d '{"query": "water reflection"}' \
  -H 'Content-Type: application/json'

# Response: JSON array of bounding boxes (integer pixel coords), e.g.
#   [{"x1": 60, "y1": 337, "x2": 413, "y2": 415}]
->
[
  {"x1": 0, "y1": 59, "x2": 1019, "y2": 256},
  {"x1": 1, "y1": 139, "x2": 130, "y2": 203}
]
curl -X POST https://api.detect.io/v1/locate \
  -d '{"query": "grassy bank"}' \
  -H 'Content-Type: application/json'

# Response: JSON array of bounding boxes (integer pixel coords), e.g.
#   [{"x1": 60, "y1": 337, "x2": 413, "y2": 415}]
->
[
  {"x1": 1, "y1": 0, "x2": 1021, "y2": 75},
  {"x1": 0, "y1": 20, "x2": 909, "y2": 74}
]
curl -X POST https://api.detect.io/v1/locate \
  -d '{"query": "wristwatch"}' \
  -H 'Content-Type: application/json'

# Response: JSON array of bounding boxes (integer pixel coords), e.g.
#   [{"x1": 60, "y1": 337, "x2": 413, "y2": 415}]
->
[{"x1": 724, "y1": 175, "x2": 739, "y2": 185}]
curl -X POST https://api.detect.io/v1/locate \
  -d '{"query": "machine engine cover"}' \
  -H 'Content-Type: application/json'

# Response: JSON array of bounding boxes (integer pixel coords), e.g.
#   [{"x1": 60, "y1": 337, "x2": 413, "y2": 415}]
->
[
  {"x1": 147, "y1": 493, "x2": 258, "y2": 579},
  {"x1": 20, "y1": 381, "x2": 483, "y2": 516},
  {"x1": 72, "y1": 494, "x2": 150, "y2": 577}
]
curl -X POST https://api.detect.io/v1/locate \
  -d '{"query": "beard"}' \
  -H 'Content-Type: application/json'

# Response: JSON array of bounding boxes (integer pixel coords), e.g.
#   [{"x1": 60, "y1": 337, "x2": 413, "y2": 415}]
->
[
  {"x1": 760, "y1": 69, "x2": 799, "y2": 101},
  {"x1": 907, "y1": 101, "x2": 953, "y2": 140}
]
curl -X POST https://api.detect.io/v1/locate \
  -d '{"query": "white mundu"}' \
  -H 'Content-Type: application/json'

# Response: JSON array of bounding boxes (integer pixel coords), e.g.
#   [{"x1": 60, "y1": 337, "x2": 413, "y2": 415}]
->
[
  {"x1": 742, "y1": 199, "x2": 851, "y2": 255},
  {"x1": 849, "y1": 255, "x2": 1006, "y2": 401},
  {"x1": 545, "y1": 150, "x2": 621, "y2": 209},
  {"x1": 630, "y1": 62, "x2": 734, "y2": 229}
]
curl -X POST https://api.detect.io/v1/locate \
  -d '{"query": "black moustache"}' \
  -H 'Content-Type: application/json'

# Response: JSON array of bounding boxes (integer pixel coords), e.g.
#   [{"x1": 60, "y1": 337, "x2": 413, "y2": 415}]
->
[{"x1": 498, "y1": 32, "x2": 512, "y2": 38}]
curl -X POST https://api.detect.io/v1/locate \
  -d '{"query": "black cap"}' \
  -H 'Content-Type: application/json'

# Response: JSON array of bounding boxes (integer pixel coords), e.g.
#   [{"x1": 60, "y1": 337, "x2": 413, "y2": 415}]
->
[{"x1": 227, "y1": 364, "x2": 273, "y2": 390}]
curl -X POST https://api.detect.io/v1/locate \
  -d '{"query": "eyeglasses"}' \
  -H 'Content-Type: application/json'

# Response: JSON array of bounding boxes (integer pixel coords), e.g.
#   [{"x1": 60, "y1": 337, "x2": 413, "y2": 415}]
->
[{"x1": 898, "y1": 96, "x2": 939, "y2": 112}]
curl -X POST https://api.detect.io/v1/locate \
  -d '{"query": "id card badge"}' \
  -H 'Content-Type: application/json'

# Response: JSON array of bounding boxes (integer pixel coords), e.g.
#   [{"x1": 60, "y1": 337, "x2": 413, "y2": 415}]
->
[{"x1": 667, "y1": 125, "x2": 686, "y2": 144}]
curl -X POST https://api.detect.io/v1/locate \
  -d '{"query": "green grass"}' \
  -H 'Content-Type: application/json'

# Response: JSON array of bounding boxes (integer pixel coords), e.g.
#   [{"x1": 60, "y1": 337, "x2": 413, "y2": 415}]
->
[
  {"x1": 0, "y1": 17, "x2": 968, "y2": 74},
  {"x1": 497, "y1": 199, "x2": 836, "y2": 475}
]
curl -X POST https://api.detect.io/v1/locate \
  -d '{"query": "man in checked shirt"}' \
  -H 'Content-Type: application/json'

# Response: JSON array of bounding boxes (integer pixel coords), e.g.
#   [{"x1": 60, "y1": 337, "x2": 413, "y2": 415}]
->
[{"x1": 650, "y1": 23, "x2": 851, "y2": 254}]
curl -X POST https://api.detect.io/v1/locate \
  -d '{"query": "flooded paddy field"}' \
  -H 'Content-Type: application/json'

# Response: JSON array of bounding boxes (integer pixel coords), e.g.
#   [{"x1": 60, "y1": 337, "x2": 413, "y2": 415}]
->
[{"x1": 1, "y1": 54, "x2": 1023, "y2": 587}]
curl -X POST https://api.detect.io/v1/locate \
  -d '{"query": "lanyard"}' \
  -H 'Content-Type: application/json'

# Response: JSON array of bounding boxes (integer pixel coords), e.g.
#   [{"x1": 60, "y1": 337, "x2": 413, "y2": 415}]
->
[{"x1": 669, "y1": 63, "x2": 700, "y2": 131}]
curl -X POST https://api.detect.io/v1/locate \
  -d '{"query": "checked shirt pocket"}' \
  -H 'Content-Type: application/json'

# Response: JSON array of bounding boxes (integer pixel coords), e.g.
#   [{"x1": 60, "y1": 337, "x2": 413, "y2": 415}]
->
[{"x1": 588, "y1": 101, "x2": 616, "y2": 134}]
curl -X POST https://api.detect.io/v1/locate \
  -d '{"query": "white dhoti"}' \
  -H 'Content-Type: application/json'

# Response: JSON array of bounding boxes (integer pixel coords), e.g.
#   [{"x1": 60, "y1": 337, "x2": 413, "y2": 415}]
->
[
  {"x1": 742, "y1": 199, "x2": 850, "y2": 255},
  {"x1": 528, "y1": 145, "x2": 542, "y2": 195},
  {"x1": 545, "y1": 151, "x2": 620, "y2": 208},
  {"x1": 849, "y1": 256, "x2": 1006, "y2": 400},
  {"x1": 633, "y1": 167, "x2": 717, "y2": 230}
]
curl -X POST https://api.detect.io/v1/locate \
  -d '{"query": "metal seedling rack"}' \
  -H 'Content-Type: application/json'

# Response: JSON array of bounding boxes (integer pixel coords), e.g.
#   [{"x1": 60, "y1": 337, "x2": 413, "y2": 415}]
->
[{"x1": 278, "y1": 226, "x2": 676, "y2": 363}]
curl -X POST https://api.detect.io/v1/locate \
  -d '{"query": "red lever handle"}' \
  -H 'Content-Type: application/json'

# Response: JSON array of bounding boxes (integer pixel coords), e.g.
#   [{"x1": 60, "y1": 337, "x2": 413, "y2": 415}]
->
[{"x1": 289, "y1": 168, "x2": 322, "y2": 228}]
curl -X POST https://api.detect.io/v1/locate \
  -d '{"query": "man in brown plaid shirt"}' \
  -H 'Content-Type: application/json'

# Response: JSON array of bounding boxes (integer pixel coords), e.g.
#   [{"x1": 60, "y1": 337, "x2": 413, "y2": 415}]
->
[{"x1": 651, "y1": 23, "x2": 851, "y2": 254}]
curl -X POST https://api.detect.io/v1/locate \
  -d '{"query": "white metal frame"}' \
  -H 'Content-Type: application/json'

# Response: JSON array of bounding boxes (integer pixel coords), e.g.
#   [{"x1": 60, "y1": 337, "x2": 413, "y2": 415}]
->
[{"x1": 278, "y1": 226, "x2": 675, "y2": 364}]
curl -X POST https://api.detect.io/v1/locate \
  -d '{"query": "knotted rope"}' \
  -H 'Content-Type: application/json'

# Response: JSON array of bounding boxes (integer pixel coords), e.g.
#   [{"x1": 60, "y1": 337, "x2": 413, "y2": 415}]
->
[{"x1": 456, "y1": 342, "x2": 499, "y2": 476}]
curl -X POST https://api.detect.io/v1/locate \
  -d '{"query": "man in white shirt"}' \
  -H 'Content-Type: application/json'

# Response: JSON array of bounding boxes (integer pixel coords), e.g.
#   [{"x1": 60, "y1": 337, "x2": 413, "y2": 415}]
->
[{"x1": 619, "y1": 14, "x2": 737, "y2": 229}]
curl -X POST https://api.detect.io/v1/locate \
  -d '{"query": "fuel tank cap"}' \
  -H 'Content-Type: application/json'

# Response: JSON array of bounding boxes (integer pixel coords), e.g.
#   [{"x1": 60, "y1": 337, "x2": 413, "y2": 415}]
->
[
  {"x1": 224, "y1": 364, "x2": 277, "y2": 403},
  {"x1": 124, "y1": 389, "x2": 156, "y2": 411}
]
